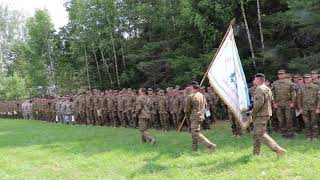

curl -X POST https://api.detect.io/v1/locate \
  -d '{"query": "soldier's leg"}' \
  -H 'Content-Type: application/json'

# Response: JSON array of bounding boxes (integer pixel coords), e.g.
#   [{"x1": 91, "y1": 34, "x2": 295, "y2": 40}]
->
[
  {"x1": 310, "y1": 111, "x2": 319, "y2": 139},
  {"x1": 276, "y1": 108, "x2": 286, "y2": 134},
  {"x1": 253, "y1": 122, "x2": 261, "y2": 155},
  {"x1": 229, "y1": 112, "x2": 237, "y2": 136},
  {"x1": 108, "y1": 112, "x2": 113, "y2": 127},
  {"x1": 139, "y1": 118, "x2": 155, "y2": 144},
  {"x1": 302, "y1": 111, "x2": 311, "y2": 139},
  {"x1": 285, "y1": 107, "x2": 294, "y2": 137},
  {"x1": 254, "y1": 118, "x2": 285, "y2": 154},
  {"x1": 118, "y1": 111, "x2": 123, "y2": 127},
  {"x1": 171, "y1": 113, "x2": 177, "y2": 129},
  {"x1": 235, "y1": 120, "x2": 242, "y2": 136},
  {"x1": 127, "y1": 110, "x2": 133, "y2": 128},
  {"x1": 191, "y1": 120, "x2": 216, "y2": 151}
]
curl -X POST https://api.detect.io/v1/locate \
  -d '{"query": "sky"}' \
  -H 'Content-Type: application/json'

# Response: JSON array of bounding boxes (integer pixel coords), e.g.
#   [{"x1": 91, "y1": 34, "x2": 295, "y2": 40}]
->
[{"x1": 0, "y1": 0, "x2": 69, "y2": 30}]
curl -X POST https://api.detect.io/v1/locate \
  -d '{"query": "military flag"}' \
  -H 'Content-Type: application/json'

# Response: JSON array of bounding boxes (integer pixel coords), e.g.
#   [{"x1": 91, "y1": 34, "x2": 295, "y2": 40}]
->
[{"x1": 205, "y1": 25, "x2": 251, "y2": 128}]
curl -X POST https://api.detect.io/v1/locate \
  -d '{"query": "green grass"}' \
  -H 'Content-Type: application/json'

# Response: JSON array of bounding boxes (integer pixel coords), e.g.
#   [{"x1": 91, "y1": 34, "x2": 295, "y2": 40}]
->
[{"x1": 0, "y1": 120, "x2": 319, "y2": 179}]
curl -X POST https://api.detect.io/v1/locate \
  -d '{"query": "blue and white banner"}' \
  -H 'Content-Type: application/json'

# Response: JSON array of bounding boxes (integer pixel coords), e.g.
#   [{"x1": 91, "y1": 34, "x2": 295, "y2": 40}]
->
[{"x1": 207, "y1": 26, "x2": 251, "y2": 128}]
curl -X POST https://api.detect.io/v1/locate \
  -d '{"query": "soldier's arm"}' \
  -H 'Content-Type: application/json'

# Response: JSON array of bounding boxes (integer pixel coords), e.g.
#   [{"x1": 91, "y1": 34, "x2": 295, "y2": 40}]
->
[
  {"x1": 290, "y1": 83, "x2": 297, "y2": 103},
  {"x1": 185, "y1": 96, "x2": 192, "y2": 116},
  {"x1": 297, "y1": 89, "x2": 303, "y2": 110},
  {"x1": 251, "y1": 88, "x2": 265, "y2": 116},
  {"x1": 134, "y1": 98, "x2": 142, "y2": 115},
  {"x1": 317, "y1": 90, "x2": 320, "y2": 110}
]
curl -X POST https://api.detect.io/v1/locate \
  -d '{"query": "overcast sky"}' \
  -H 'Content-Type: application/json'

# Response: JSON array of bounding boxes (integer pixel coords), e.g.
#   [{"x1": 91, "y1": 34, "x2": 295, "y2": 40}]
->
[{"x1": 0, "y1": 0, "x2": 69, "y2": 30}]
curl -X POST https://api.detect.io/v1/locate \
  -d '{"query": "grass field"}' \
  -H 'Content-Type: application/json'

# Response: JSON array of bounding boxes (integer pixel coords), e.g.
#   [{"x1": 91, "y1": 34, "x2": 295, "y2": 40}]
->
[{"x1": 0, "y1": 120, "x2": 319, "y2": 179}]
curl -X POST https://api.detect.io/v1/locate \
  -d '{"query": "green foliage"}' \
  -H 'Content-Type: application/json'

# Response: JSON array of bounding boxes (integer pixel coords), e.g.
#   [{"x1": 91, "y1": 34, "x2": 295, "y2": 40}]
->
[
  {"x1": 0, "y1": 73, "x2": 28, "y2": 100},
  {"x1": 1, "y1": 0, "x2": 320, "y2": 98}
]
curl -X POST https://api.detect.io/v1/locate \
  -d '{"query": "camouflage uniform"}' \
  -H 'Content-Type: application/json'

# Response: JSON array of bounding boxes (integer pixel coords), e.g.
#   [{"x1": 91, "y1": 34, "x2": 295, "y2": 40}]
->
[
  {"x1": 272, "y1": 70, "x2": 296, "y2": 137},
  {"x1": 185, "y1": 89, "x2": 216, "y2": 152},
  {"x1": 135, "y1": 89, "x2": 156, "y2": 144},
  {"x1": 298, "y1": 74, "x2": 320, "y2": 140},
  {"x1": 124, "y1": 89, "x2": 136, "y2": 128},
  {"x1": 157, "y1": 89, "x2": 169, "y2": 131},
  {"x1": 228, "y1": 108, "x2": 242, "y2": 136},
  {"x1": 252, "y1": 82, "x2": 286, "y2": 156},
  {"x1": 85, "y1": 92, "x2": 95, "y2": 125},
  {"x1": 117, "y1": 91, "x2": 128, "y2": 127}
]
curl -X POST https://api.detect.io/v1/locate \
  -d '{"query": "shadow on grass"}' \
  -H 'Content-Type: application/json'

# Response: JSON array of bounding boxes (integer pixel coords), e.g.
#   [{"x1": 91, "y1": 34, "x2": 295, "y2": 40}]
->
[{"x1": 128, "y1": 154, "x2": 168, "y2": 178}]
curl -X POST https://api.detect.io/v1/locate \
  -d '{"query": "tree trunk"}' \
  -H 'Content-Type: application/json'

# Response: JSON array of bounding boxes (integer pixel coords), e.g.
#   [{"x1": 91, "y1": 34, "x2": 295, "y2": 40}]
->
[
  {"x1": 99, "y1": 46, "x2": 113, "y2": 86},
  {"x1": 47, "y1": 39, "x2": 57, "y2": 95},
  {"x1": 106, "y1": 15, "x2": 120, "y2": 87},
  {"x1": 240, "y1": 0, "x2": 256, "y2": 70},
  {"x1": 92, "y1": 45, "x2": 102, "y2": 84},
  {"x1": 121, "y1": 47, "x2": 126, "y2": 69},
  {"x1": 257, "y1": 0, "x2": 265, "y2": 65},
  {"x1": 84, "y1": 47, "x2": 91, "y2": 90}
]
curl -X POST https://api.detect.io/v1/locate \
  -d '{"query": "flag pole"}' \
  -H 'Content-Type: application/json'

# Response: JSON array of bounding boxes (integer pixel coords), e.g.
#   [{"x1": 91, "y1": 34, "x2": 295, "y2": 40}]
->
[
  {"x1": 199, "y1": 18, "x2": 236, "y2": 86},
  {"x1": 177, "y1": 18, "x2": 236, "y2": 133}
]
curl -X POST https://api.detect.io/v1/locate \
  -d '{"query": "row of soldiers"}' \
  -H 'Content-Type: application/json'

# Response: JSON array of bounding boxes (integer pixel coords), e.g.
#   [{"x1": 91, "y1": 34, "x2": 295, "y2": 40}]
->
[
  {"x1": 1, "y1": 69, "x2": 320, "y2": 140},
  {"x1": 0, "y1": 86, "x2": 221, "y2": 131}
]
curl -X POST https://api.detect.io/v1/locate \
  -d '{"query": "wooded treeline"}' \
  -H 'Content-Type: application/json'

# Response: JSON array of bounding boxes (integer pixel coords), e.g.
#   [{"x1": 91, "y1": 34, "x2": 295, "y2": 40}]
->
[{"x1": 0, "y1": 0, "x2": 319, "y2": 99}]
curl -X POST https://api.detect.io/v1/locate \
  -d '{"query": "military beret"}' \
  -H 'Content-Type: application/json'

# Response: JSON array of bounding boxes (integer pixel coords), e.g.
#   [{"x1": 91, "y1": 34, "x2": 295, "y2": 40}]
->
[
  {"x1": 190, "y1": 81, "x2": 199, "y2": 86},
  {"x1": 147, "y1": 88, "x2": 153, "y2": 91},
  {"x1": 254, "y1": 73, "x2": 266, "y2": 79},
  {"x1": 278, "y1": 69, "x2": 286, "y2": 74}
]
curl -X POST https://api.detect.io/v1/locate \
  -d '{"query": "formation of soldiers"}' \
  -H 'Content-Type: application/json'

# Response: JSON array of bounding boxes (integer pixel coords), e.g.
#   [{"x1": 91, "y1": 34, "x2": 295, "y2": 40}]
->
[
  {"x1": 1, "y1": 69, "x2": 320, "y2": 142},
  {"x1": 237, "y1": 69, "x2": 320, "y2": 141},
  {"x1": 0, "y1": 86, "x2": 220, "y2": 132}
]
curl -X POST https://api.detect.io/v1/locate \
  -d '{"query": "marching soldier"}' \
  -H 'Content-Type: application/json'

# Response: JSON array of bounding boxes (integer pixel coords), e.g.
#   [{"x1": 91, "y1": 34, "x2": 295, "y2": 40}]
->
[
  {"x1": 134, "y1": 88, "x2": 156, "y2": 144},
  {"x1": 251, "y1": 73, "x2": 287, "y2": 157},
  {"x1": 185, "y1": 81, "x2": 216, "y2": 152}
]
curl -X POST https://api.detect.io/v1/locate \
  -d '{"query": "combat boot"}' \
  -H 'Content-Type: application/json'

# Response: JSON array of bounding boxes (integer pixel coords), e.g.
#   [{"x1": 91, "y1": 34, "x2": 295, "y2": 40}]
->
[{"x1": 276, "y1": 147, "x2": 287, "y2": 157}]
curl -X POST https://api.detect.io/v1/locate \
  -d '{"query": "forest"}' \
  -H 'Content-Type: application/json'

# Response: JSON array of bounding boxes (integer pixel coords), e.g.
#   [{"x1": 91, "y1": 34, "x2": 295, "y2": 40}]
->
[{"x1": 0, "y1": 0, "x2": 319, "y2": 99}]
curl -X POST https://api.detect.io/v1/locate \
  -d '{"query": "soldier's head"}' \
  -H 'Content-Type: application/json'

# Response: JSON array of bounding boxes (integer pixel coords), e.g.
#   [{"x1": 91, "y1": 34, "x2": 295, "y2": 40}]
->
[
  {"x1": 293, "y1": 74, "x2": 300, "y2": 83},
  {"x1": 158, "y1": 89, "x2": 165, "y2": 96},
  {"x1": 304, "y1": 74, "x2": 312, "y2": 84},
  {"x1": 147, "y1": 88, "x2": 154, "y2": 95},
  {"x1": 189, "y1": 81, "x2": 201, "y2": 92},
  {"x1": 311, "y1": 70, "x2": 318, "y2": 80},
  {"x1": 139, "y1": 88, "x2": 147, "y2": 95},
  {"x1": 253, "y1": 73, "x2": 266, "y2": 86},
  {"x1": 297, "y1": 76, "x2": 304, "y2": 85},
  {"x1": 277, "y1": 69, "x2": 286, "y2": 80},
  {"x1": 285, "y1": 73, "x2": 292, "y2": 82}
]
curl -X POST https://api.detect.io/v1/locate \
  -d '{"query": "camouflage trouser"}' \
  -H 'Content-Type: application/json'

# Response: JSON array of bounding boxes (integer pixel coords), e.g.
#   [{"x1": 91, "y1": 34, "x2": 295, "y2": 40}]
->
[
  {"x1": 229, "y1": 113, "x2": 241, "y2": 136},
  {"x1": 253, "y1": 117, "x2": 282, "y2": 155},
  {"x1": 171, "y1": 113, "x2": 179, "y2": 129},
  {"x1": 191, "y1": 118, "x2": 215, "y2": 151},
  {"x1": 125, "y1": 110, "x2": 134, "y2": 128},
  {"x1": 101, "y1": 110, "x2": 109, "y2": 126},
  {"x1": 152, "y1": 113, "x2": 161, "y2": 129},
  {"x1": 86, "y1": 109, "x2": 95, "y2": 125},
  {"x1": 159, "y1": 112, "x2": 169, "y2": 131},
  {"x1": 118, "y1": 111, "x2": 128, "y2": 127},
  {"x1": 94, "y1": 109, "x2": 101, "y2": 125},
  {"x1": 302, "y1": 110, "x2": 319, "y2": 138},
  {"x1": 109, "y1": 111, "x2": 119, "y2": 127},
  {"x1": 276, "y1": 107, "x2": 294, "y2": 137},
  {"x1": 139, "y1": 118, "x2": 155, "y2": 143}
]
